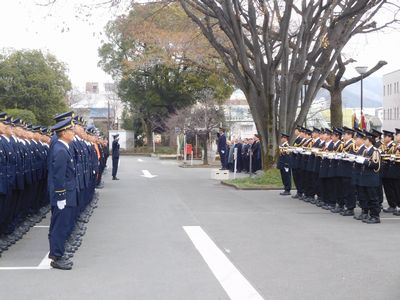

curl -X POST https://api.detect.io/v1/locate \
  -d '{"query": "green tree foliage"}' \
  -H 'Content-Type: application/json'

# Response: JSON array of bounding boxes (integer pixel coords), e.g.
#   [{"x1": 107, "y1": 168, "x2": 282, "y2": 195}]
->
[
  {"x1": 0, "y1": 50, "x2": 71, "y2": 125},
  {"x1": 5, "y1": 108, "x2": 37, "y2": 124},
  {"x1": 98, "y1": 2, "x2": 233, "y2": 147}
]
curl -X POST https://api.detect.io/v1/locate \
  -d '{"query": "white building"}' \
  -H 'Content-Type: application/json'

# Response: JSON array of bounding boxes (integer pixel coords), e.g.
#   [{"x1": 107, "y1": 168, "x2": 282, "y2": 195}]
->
[
  {"x1": 382, "y1": 69, "x2": 400, "y2": 130},
  {"x1": 224, "y1": 90, "x2": 257, "y2": 139},
  {"x1": 70, "y1": 82, "x2": 124, "y2": 129}
]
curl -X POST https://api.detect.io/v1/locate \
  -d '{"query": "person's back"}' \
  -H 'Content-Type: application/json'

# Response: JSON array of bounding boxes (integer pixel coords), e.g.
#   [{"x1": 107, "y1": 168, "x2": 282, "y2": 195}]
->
[{"x1": 111, "y1": 134, "x2": 120, "y2": 180}]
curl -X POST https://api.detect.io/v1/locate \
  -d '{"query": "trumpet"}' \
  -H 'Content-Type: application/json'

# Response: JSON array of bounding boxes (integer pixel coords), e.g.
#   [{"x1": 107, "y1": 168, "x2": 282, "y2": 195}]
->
[{"x1": 381, "y1": 154, "x2": 400, "y2": 163}]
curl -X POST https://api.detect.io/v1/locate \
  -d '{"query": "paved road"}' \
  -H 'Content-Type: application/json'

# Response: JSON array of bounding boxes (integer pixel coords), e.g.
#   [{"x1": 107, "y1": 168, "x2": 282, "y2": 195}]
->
[{"x1": 0, "y1": 156, "x2": 399, "y2": 300}]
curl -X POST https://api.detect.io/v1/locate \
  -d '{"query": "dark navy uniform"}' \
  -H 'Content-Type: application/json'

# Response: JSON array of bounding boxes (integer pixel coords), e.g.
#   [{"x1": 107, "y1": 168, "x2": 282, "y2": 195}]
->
[
  {"x1": 217, "y1": 131, "x2": 227, "y2": 170},
  {"x1": 291, "y1": 135, "x2": 306, "y2": 198},
  {"x1": 48, "y1": 119, "x2": 77, "y2": 268},
  {"x1": 319, "y1": 137, "x2": 334, "y2": 209},
  {"x1": 112, "y1": 135, "x2": 120, "y2": 179},
  {"x1": 339, "y1": 138, "x2": 356, "y2": 214},
  {"x1": 381, "y1": 135, "x2": 397, "y2": 210},
  {"x1": 278, "y1": 137, "x2": 291, "y2": 194},
  {"x1": 357, "y1": 144, "x2": 381, "y2": 222}
]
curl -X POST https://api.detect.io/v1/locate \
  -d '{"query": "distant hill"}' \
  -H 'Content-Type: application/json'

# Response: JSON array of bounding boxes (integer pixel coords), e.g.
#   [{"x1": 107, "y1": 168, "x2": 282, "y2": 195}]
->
[{"x1": 317, "y1": 77, "x2": 382, "y2": 108}]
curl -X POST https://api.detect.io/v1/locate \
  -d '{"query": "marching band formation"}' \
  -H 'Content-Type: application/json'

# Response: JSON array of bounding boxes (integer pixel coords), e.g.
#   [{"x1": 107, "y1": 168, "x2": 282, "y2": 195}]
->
[
  {"x1": 278, "y1": 126, "x2": 400, "y2": 224},
  {"x1": 0, "y1": 111, "x2": 109, "y2": 269}
]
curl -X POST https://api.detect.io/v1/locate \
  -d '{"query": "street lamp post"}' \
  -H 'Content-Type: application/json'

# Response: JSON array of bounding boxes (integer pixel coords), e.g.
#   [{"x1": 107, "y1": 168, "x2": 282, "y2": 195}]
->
[{"x1": 355, "y1": 66, "x2": 368, "y2": 127}]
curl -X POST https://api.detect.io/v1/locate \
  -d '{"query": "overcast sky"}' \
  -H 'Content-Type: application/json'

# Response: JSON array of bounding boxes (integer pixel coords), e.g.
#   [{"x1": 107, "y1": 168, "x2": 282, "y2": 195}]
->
[{"x1": 1, "y1": 0, "x2": 399, "y2": 91}]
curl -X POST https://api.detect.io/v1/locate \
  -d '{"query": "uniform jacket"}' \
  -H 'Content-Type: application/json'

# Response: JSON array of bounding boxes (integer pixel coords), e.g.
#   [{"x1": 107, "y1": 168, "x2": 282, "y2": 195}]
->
[
  {"x1": 217, "y1": 134, "x2": 227, "y2": 154},
  {"x1": 49, "y1": 140, "x2": 77, "y2": 207},
  {"x1": 278, "y1": 141, "x2": 290, "y2": 170},
  {"x1": 381, "y1": 141, "x2": 397, "y2": 179},
  {"x1": 358, "y1": 146, "x2": 381, "y2": 187},
  {"x1": 112, "y1": 140, "x2": 120, "y2": 159},
  {"x1": 352, "y1": 145, "x2": 366, "y2": 186},
  {"x1": 319, "y1": 140, "x2": 334, "y2": 178}
]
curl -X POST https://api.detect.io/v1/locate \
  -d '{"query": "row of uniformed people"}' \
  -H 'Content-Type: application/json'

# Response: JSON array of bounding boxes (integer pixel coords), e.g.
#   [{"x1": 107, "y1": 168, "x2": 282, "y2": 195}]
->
[
  {"x1": 0, "y1": 114, "x2": 52, "y2": 252},
  {"x1": 0, "y1": 110, "x2": 108, "y2": 261},
  {"x1": 278, "y1": 126, "x2": 400, "y2": 224}
]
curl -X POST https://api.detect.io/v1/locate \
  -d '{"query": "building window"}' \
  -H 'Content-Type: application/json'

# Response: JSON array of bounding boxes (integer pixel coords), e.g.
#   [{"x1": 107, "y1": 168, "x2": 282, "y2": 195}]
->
[{"x1": 383, "y1": 109, "x2": 386, "y2": 120}]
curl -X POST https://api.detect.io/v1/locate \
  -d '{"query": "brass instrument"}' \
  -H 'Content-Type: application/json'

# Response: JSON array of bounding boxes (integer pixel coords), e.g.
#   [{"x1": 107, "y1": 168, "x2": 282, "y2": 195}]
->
[{"x1": 381, "y1": 154, "x2": 400, "y2": 163}]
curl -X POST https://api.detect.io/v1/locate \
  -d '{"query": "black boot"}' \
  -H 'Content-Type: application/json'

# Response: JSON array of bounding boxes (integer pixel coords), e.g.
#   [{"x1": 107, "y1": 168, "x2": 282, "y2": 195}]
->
[
  {"x1": 354, "y1": 210, "x2": 369, "y2": 221},
  {"x1": 341, "y1": 209, "x2": 354, "y2": 216},
  {"x1": 363, "y1": 216, "x2": 381, "y2": 224}
]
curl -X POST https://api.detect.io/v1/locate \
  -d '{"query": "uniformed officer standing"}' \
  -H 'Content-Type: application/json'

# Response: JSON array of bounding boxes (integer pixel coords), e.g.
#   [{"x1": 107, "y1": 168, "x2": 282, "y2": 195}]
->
[
  {"x1": 291, "y1": 126, "x2": 306, "y2": 199},
  {"x1": 48, "y1": 118, "x2": 76, "y2": 270},
  {"x1": 381, "y1": 130, "x2": 397, "y2": 213},
  {"x1": 319, "y1": 129, "x2": 334, "y2": 210},
  {"x1": 339, "y1": 127, "x2": 356, "y2": 216},
  {"x1": 278, "y1": 133, "x2": 291, "y2": 195},
  {"x1": 217, "y1": 128, "x2": 227, "y2": 170},
  {"x1": 355, "y1": 131, "x2": 381, "y2": 224},
  {"x1": 112, "y1": 134, "x2": 120, "y2": 180}
]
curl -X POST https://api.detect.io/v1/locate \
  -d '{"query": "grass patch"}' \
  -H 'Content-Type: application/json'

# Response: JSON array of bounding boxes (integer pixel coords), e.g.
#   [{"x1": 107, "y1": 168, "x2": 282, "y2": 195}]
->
[{"x1": 223, "y1": 168, "x2": 283, "y2": 189}]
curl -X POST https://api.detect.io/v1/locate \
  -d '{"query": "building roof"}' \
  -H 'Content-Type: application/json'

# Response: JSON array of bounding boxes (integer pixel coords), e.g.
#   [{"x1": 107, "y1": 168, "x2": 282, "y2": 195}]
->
[
  {"x1": 89, "y1": 108, "x2": 114, "y2": 119},
  {"x1": 71, "y1": 92, "x2": 118, "y2": 109}
]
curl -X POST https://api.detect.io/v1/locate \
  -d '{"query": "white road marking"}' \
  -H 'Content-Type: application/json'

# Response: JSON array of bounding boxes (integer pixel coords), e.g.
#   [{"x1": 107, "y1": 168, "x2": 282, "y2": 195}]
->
[
  {"x1": 34, "y1": 225, "x2": 50, "y2": 228},
  {"x1": 141, "y1": 170, "x2": 158, "y2": 178},
  {"x1": 183, "y1": 226, "x2": 264, "y2": 300},
  {"x1": 0, "y1": 252, "x2": 52, "y2": 270},
  {"x1": 37, "y1": 252, "x2": 52, "y2": 269},
  {"x1": 138, "y1": 158, "x2": 144, "y2": 162}
]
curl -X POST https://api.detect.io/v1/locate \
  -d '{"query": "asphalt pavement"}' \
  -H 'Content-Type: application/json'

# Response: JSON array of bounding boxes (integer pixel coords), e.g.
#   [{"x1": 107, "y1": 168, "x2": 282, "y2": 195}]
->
[{"x1": 0, "y1": 156, "x2": 399, "y2": 300}]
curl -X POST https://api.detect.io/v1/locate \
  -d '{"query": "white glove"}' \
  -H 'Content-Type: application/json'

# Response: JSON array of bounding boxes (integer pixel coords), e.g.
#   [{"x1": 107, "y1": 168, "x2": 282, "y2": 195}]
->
[
  {"x1": 57, "y1": 200, "x2": 66, "y2": 210},
  {"x1": 284, "y1": 167, "x2": 289, "y2": 172},
  {"x1": 355, "y1": 156, "x2": 366, "y2": 164}
]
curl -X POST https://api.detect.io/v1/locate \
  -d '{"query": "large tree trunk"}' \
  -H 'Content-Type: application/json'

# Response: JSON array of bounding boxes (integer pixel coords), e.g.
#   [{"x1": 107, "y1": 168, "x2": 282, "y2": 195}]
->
[
  {"x1": 202, "y1": 136, "x2": 208, "y2": 165},
  {"x1": 145, "y1": 121, "x2": 153, "y2": 151},
  {"x1": 330, "y1": 88, "x2": 343, "y2": 128},
  {"x1": 245, "y1": 86, "x2": 276, "y2": 170}
]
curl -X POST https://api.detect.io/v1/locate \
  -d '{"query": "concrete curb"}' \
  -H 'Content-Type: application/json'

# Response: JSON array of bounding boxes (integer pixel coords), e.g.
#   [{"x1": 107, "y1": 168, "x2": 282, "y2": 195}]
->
[
  {"x1": 220, "y1": 181, "x2": 283, "y2": 191},
  {"x1": 120, "y1": 153, "x2": 152, "y2": 157},
  {"x1": 179, "y1": 164, "x2": 220, "y2": 168}
]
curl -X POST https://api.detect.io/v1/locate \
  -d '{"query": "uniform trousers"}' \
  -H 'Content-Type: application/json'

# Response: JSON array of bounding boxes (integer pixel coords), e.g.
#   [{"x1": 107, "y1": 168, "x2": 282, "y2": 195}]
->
[
  {"x1": 112, "y1": 158, "x2": 119, "y2": 177},
  {"x1": 304, "y1": 170, "x2": 314, "y2": 197},
  {"x1": 279, "y1": 168, "x2": 292, "y2": 192},
  {"x1": 342, "y1": 177, "x2": 356, "y2": 209},
  {"x1": 356, "y1": 185, "x2": 368, "y2": 210},
  {"x1": 357, "y1": 186, "x2": 381, "y2": 217},
  {"x1": 382, "y1": 178, "x2": 398, "y2": 208},
  {"x1": 321, "y1": 178, "x2": 335, "y2": 206},
  {"x1": 332, "y1": 177, "x2": 344, "y2": 207},
  {"x1": 49, "y1": 206, "x2": 75, "y2": 258},
  {"x1": 292, "y1": 169, "x2": 304, "y2": 195}
]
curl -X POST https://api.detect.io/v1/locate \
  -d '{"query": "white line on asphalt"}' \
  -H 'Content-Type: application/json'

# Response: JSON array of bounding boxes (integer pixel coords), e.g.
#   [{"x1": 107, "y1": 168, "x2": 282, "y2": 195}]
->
[
  {"x1": 34, "y1": 225, "x2": 50, "y2": 228},
  {"x1": 0, "y1": 252, "x2": 52, "y2": 270},
  {"x1": 138, "y1": 158, "x2": 144, "y2": 162},
  {"x1": 37, "y1": 252, "x2": 52, "y2": 269},
  {"x1": 380, "y1": 218, "x2": 400, "y2": 220},
  {"x1": 183, "y1": 226, "x2": 264, "y2": 300},
  {"x1": 0, "y1": 267, "x2": 41, "y2": 270},
  {"x1": 141, "y1": 170, "x2": 158, "y2": 178}
]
